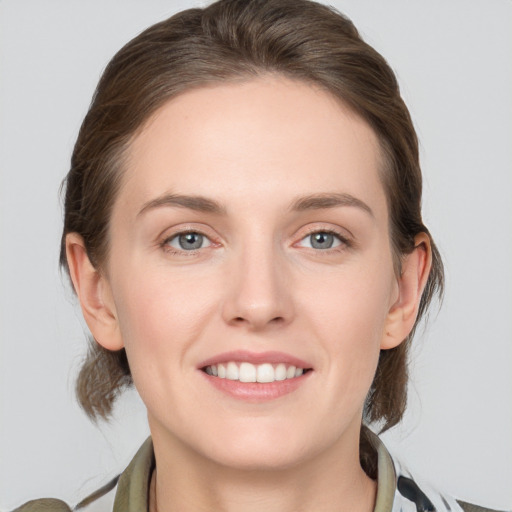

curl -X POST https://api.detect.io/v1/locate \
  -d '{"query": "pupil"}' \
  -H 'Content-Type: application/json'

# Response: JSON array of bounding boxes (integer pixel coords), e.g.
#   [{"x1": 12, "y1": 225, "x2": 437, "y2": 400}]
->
[
  {"x1": 311, "y1": 232, "x2": 333, "y2": 249},
  {"x1": 179, "y1": 233, "x2": 203, "y2": 250}
]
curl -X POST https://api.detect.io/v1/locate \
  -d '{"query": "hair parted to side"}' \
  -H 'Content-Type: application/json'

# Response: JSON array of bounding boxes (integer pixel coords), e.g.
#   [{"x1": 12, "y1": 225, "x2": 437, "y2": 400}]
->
[{"x1": 60, "y1": 0, "x2": 443, "y2": 472}]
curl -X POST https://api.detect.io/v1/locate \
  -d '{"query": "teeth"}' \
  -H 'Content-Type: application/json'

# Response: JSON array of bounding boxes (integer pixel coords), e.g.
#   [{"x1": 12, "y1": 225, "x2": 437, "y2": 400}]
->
[
  {"x1": 275, "y1": 363, "x2": 287, "y2": 381},
  {"x1": 226, "y1": 362, "x2": 239, "y2": 380},
  {"x1": 205, "y1": 362, "x2": 307, "y2": 383},
  {"x1": 239, "y1": 362, "x2": 256, "y2": 382},
  {"x1": 286, "y1": 365, "x2": 296, "y2": 379},
  {"x1": 257, "y1": 363, "x2": 274, "y2": 383}
]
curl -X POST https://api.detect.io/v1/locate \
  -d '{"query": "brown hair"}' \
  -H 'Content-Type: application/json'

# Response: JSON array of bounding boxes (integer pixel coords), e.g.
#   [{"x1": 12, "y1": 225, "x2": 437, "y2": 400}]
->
[{"x1": 60, "y1": 0, "x2": 443, "y2": 473}]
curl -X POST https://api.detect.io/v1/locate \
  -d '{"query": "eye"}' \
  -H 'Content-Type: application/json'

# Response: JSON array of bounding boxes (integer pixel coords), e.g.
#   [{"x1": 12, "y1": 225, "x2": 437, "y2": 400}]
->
[
  {"x1": 298, "y1": 231, "x2": 344, "y2": 250},
  {"x1": 165, "y1": 232, "x2": 211, "y2": 251}
]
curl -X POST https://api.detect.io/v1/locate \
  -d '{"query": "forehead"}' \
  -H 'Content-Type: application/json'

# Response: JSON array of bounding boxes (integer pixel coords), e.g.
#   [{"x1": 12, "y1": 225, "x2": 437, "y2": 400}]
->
[{"x1": 120, "y1": 76, "x2": 386, "y2": 218}]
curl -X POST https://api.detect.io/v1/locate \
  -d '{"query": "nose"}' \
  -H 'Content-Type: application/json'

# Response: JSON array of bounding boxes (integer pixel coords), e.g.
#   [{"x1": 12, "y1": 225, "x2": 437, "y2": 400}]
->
[{"x1": 221, "y1": 241, "x2": 294, "y2": 331}]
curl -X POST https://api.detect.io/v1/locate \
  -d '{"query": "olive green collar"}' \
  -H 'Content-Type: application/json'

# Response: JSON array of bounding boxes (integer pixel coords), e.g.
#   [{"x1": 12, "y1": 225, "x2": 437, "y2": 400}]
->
[
  {"x1": 368, "y1": 431, "x2": 397, "y2": 512},
  {"x1": 113, "y1": 437, "x2": 154, "y2": 512},
  {"x1": 109, "y1": 432, "x2": 396, "y2": 512}
]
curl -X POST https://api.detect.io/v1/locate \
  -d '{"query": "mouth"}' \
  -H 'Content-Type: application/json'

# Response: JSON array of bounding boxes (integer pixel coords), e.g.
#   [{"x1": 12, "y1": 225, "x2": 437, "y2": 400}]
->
[
  {"x1": 202, "y1": 362, "x2": 312, "y2": 383},
  {"x1": 198, "y1": 350, "x2": 313, "y2": 401}
]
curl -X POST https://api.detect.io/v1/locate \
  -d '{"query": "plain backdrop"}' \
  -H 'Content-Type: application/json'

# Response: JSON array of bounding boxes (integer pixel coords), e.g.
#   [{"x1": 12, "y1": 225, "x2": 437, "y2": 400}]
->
[{"x1": 1, "y1": 0, "x2": 511, "y2": 510}]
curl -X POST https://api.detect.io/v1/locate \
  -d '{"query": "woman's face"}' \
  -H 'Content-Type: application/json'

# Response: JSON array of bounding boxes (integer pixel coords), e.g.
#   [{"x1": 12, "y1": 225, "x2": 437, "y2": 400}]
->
[{"x1": 103, "y1": 77, "x2": 400, "y2": 469}]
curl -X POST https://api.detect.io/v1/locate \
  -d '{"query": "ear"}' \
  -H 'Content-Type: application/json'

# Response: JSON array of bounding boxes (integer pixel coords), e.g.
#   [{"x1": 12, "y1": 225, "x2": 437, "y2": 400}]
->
[
  {"x1": 66, "y1": 233, "x2": 124, "y2": 351},
  {"x1": 381, "y1": 233, "x2": 432, "y2": 350}
]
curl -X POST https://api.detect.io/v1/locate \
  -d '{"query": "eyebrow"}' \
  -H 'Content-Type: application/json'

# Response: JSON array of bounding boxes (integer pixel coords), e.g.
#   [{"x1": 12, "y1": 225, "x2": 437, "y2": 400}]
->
[
  {"x1": 137, "y1": 191, "x2": 373, "y2": 218},
  {"x1": 138, "y1": 193, "x2": 226, "y2": 217},
  {"x1": 289, "y1": 192, "x2": 374, "y2": 217}
]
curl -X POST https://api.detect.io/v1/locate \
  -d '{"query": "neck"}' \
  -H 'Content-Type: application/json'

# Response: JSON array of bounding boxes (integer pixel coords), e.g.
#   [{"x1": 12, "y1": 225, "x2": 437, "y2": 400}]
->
[{"x1": 149, "y1": 423, "x2": 377, "y2": 512}]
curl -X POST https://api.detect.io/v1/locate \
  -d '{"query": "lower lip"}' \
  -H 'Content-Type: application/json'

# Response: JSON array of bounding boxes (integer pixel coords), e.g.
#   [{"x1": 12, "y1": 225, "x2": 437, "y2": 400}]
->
[{"x1": 200, "y1": 371, "x2": 312, "y2": 402}]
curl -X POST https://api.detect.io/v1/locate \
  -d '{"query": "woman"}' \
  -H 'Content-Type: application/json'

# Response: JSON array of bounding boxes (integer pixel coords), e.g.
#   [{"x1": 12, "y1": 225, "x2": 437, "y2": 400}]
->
[{"x1": 9, "y1": 1, "x2": 510, "y2": 511}]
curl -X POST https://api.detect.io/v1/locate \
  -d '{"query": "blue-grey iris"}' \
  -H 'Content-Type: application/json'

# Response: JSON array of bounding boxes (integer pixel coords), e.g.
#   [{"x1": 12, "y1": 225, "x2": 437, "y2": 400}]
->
[
  {"x1": 179, "y1": 233, "x2": 204, "y2": 250},
  {"x1": 310, "y1": 232, "x2": 334, "y2": 249}
]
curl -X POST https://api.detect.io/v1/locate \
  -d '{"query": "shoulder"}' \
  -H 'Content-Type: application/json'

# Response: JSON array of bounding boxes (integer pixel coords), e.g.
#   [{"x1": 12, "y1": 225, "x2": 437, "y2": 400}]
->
[
  {"x1": 11, "y1": 476, "x2": 118, "y2": 512},
  {"x1": 10, "y1": 438, "x2": 153, "y2": 512},
  {"x1": 369, "y1": 430, "x2": 510, "y2": 512},
  {"x1": 457, "y1": 502, "x2": 509, "y2": 512},
  {"x1": 394, "y1": 470, "x2": 509, "y2": 512},
  {"x1": 393, "y1": 461, "x2": 509, "y2": 512},
  {"x1": 11, "y1": 498, "x2": 72, "y2": 512}
]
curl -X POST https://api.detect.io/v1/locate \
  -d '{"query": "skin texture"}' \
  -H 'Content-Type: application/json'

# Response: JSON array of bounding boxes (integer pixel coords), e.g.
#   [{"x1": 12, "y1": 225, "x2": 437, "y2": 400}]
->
[{"x1": 67, "y1": 76, "x2": 431, "y2": 512}]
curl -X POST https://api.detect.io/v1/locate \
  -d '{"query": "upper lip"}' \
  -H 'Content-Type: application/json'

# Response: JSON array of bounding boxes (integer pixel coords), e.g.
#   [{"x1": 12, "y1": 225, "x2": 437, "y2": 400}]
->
[{"x1": 198, "y1": 350, "x2": 313, "y2": 369}]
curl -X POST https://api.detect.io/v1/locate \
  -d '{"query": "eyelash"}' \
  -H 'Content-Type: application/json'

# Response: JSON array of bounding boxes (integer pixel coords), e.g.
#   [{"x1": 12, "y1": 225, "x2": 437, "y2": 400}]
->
[
  {"x1": 160, "y1": 227, "x2": 352, "y2": 257},
  {"x1": 297, "y1": 228, "x2": 352, "y2": 253},
  {"x1": 160, "y1": 229, "x2": 215, "y2": 256}
]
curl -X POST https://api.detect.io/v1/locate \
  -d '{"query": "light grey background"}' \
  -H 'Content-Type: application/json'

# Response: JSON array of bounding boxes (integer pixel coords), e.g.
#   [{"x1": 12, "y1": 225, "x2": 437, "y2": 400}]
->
[{"x1": 1, "y1": 0, "x2": 511, "y2": 510}]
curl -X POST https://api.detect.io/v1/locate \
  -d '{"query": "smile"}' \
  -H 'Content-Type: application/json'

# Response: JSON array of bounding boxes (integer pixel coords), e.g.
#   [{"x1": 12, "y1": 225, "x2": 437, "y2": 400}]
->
[
  {"x1": 198, "y1": 351, "x2": 313, "y2": 401},
  {"x1": 203, "y1": 362, "x2": 306, "y2": 383}
]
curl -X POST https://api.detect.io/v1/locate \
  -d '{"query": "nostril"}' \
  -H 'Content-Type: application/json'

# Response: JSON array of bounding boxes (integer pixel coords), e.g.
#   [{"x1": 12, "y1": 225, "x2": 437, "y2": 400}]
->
[{"x1": 228, "y1": 312, "x2": 289, "y2": 329}]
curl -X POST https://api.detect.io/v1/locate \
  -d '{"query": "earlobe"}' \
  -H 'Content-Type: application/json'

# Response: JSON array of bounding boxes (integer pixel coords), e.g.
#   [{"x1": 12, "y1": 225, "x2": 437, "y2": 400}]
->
[
  {"x1": 381, "y1": 233, "x2": 432, "y2": 350},
  {"x1": 66, "y1": 233, "x2": 124, "y2": 351}
]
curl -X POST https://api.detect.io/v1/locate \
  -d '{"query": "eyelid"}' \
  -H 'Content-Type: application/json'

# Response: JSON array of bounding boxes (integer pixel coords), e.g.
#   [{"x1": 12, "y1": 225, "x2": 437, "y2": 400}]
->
[
  {"x1": 165, "y1": 231, "x2": 212, "y2": 250},
  {"x1": 293, "y1": 225, "x2": 353, "y2": 251},
  {"x1": 297, "y1": 231, "x2": 342, "y2": 249},
  {"x1": 157, "y1": 223, "x2": 353, "y2": 255},
  {"x1": 159, "y1": 224, "x2": 221, "y2": 254}
]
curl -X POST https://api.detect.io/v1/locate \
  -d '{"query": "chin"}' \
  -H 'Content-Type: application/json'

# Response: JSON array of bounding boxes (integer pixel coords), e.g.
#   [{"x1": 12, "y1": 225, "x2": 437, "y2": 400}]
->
[
  {"x1": 192, "y1": 422, "x2": 323, "y2": 472},
  {"x1": 209, "y1": 444, "x2": 308, "y2": 472}
]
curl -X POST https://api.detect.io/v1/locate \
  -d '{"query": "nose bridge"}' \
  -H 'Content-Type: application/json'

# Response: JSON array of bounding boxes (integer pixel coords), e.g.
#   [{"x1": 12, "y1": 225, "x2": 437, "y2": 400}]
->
[{"x1": 222, "y1": 228, "x2": 292, "y2": 329}]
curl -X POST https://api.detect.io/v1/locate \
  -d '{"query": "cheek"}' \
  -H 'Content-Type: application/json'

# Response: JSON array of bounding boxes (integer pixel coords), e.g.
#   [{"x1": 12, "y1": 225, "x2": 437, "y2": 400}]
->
[
  {"x1": 109, "y1": 264, "x2": 224, "y2": 414},
  {"x1": 305, "y1": 264, "x2": 393, "y2": 340},
  {"x1": 111, "y1": 264, "x2": 219, "y2": 365},
  {"x1": 300, "y1": 262, "x2": 395, "y2": 384}
]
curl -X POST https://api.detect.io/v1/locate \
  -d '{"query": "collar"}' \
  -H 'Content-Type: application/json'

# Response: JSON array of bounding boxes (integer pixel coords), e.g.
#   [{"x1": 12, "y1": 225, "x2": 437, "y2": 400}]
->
[
  {"x1": 112, "y1": 437, "x2": 154, "y2": 512},
  {"x1": 108, "y1": 433, "x2": 397, "y2": 512},
  {"x1": 105, "y1": 432, "x2": 465, "y2": 512}
]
